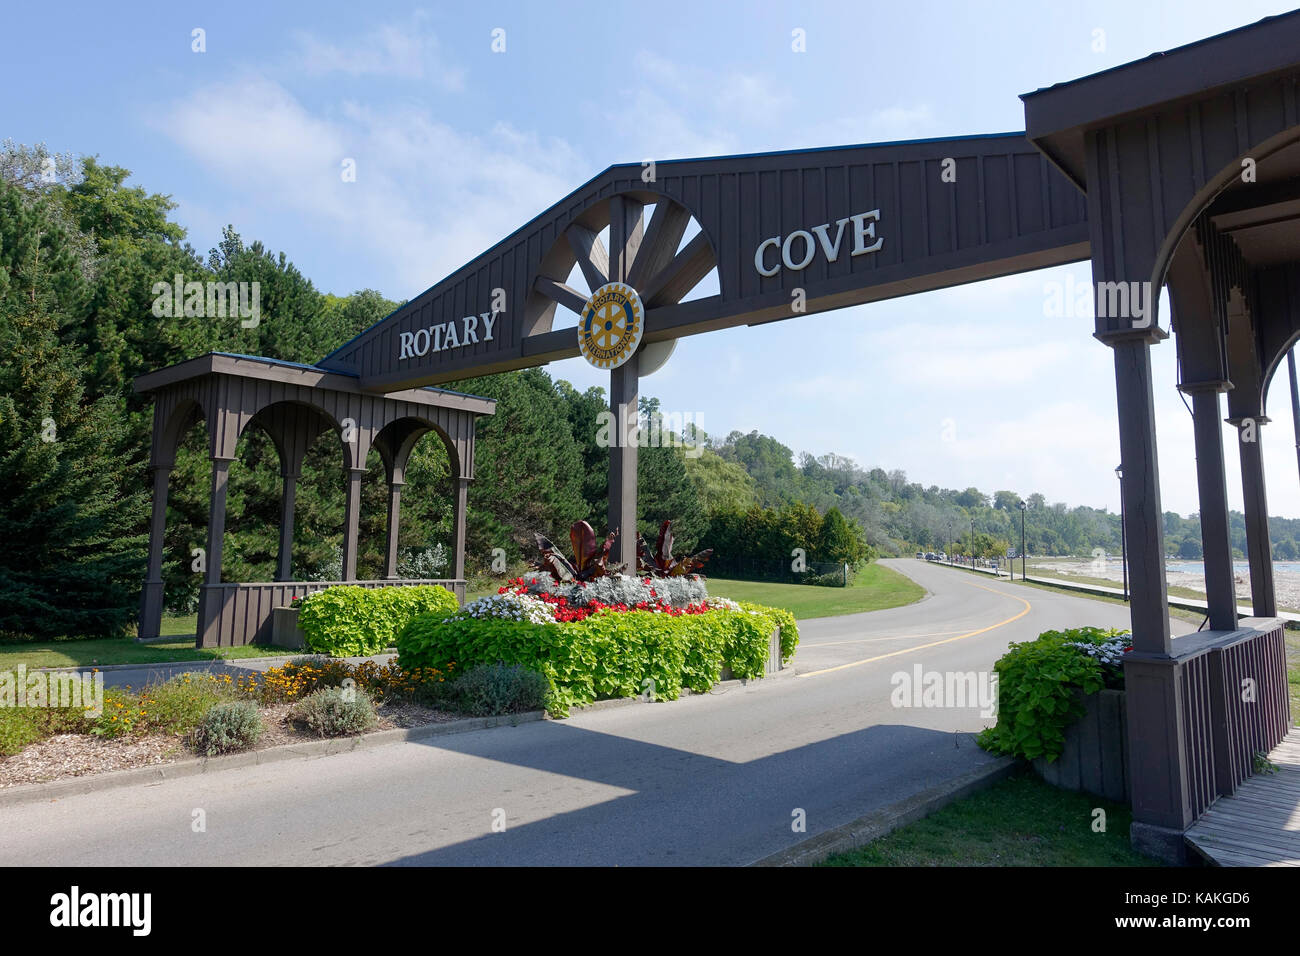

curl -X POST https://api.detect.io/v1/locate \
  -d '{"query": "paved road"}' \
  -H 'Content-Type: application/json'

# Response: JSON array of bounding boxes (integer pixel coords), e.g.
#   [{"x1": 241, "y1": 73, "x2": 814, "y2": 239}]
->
[{"x1": 0, "y1": 560, "x2": 1193, "y2": 866}]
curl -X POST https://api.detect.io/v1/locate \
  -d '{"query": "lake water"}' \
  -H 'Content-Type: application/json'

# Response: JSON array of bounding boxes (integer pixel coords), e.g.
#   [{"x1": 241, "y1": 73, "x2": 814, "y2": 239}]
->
[{"x1": 1164, "y1": 560, "x2": 1300, "y2": 575}]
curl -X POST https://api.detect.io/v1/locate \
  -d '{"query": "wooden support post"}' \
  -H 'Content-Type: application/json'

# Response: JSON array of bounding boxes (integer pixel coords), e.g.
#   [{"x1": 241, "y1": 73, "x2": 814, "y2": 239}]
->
[
  {"x1": 138, "y1": 465, "x2": 171, "y2": 640},
  {"x1": 384, "y1": 481, "x2": 404, "y2": 580},
  {"x1": 275, "y1": 471, "x2": 298, "y2": 582},
  {"x1": 608, "y1": 355, "x2": 639, "y2": 567},
  {"x1": 1109, "y1": 335, "x2": 1172, "y2": 654},
  {"x1": 1105, "y1": 330, "x2": 1192, "y2": 849},
  {"x1": 205, "y1": 459, "x2": 231, "y2": 588},
  {"x1": 1237, "y1": 420, "x2": 1277, "y2": 617},
  {"x1": 341, "y1": 467, "x2": 365, "y2": 582},
  {"x1": 1184, "y1": 386, "x2": 1238, "y2": 631},
  {"x1": 1289, "y1": 348, "x2": 1300, "y2": 486},
  {"x1": 196, "y1": 457, "x2": 233, "y2": 647},
  {"x1": 452, "y1": 477, "x2": 470, "y2": 580}
]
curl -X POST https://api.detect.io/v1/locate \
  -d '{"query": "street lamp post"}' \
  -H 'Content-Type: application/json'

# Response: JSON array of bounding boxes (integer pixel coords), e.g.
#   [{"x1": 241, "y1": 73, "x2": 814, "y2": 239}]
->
[
  {"x1": 969, "y1": 518, "x2": 975, "y2": 567},
  {"x1": 1018, "y1": 500, "x2": 1027, "y2": 581},
  {"x1": 1116, "y1": 464, "x2": 1128, "y2": 602}
]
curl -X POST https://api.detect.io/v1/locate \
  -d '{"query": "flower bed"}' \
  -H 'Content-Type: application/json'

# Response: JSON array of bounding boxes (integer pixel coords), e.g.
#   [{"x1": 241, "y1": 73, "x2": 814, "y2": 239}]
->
[
  {"x1": 397, "y1": 573, "x2": 798, "y2": 716},
  {"x1": 0, "y1": 654, "x2": 538, "y2": 787}
]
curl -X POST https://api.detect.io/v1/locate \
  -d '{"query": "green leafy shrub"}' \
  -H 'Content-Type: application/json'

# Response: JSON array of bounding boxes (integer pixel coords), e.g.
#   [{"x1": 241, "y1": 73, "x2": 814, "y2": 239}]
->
[
  {"x1": 0, "y1": 706, "x2": 88, "y2": 755},
  {"x1": 741, "y1": 603, "x2": 799, "y2": 663},
  {"x1": 451, "y1": 663, "x2": 550, "y2": 716},
  {"x1": 191, "y1": 701, "x2": 263, "y2": 756},
  {"x1": 297, "y1": 585, "x2": 460, "y2": 657},
  {"x1": 397, "y1": 603, "x2": 795, "y2": 717},
  {"x1": 977, "y1": 626, "x2": 1127, "y2": 762},
  {"x1": 803, "y1": 570, "x2": 846, "y2": 587},
  {"x1": 291, "y1": 686, "x2": 379, "y2": 737},
  {"x1": 89, "y1": 676, "x2": 236, "y2": 738},
  {"x1": 136, "y1": 675, "x2": 232, "y2": 735}
]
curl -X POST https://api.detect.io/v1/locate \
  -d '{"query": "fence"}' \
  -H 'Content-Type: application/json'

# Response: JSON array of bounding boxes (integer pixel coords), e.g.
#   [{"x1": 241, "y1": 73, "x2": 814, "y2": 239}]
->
[{"x1": 196, "y1": 579, "x2": 465, "y2": 647}]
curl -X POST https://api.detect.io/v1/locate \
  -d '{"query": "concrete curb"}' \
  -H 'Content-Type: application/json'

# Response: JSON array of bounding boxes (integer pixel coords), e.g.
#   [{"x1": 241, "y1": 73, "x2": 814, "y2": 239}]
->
[
  {"x1": 0, "y1": 710, "x2": 544, "y2": 808},
  {"x1": 750, "y1": 755, "x2": 1020, "y2": 866}
]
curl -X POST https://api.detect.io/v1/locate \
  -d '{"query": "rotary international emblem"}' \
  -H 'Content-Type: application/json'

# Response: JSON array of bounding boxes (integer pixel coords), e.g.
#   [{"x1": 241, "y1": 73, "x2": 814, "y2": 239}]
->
[{"x1": 578, "y1": 282, "x2": 644, "y2": 369}]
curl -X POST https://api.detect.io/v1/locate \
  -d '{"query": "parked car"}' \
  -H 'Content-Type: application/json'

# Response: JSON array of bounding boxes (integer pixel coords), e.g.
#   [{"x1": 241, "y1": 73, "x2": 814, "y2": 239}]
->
[{"x1": 915, "y1": 551, "x2": 924, "y2": 560}]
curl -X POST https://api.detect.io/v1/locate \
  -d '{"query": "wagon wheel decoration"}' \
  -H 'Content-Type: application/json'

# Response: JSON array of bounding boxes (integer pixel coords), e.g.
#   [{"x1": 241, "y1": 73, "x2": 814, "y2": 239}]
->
[{"x1": 526, "y1": 194, "x2": 717, "y2": 373}]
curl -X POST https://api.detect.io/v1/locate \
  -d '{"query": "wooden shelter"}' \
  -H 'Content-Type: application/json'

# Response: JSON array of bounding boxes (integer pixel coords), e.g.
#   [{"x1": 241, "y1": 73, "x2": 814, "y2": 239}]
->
[{"x1": 134, "y1": 352, "x2": 494, "y2": 648}]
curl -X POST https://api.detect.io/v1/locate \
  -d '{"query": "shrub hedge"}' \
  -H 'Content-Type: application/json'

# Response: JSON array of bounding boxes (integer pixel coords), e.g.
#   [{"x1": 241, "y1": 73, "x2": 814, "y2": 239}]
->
[
  {"x1": 396, "y1": 603, "x2": 798, "y2": 716},
  {"x1": 297, "y1": 585, "x2": 460, "y2": 657}
]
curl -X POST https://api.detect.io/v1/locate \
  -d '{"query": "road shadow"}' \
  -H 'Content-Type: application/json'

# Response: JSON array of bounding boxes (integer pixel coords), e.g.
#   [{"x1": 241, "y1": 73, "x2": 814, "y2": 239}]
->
[{"x1": 380, "y1": 716, "x2": 998, "y2": 866}]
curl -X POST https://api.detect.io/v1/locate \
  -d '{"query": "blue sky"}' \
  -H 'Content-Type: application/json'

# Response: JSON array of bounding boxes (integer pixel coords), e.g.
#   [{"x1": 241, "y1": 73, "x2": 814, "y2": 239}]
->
[{"x1": 11, "y1": 0, "x2": 1300, "y2": 517}]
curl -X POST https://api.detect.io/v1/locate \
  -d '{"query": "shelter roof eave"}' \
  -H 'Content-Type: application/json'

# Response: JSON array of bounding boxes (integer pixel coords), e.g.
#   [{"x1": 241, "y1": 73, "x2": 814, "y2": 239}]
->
[{"x1": 132, "y1": 352, "x2": 496, "y2": 416}]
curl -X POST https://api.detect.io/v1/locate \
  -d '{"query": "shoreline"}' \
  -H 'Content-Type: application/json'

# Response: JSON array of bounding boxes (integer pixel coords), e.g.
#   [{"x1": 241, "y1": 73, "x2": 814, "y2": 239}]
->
[{"x1": 1031, "y1": 557, "x2": 1300, "y2": 611}]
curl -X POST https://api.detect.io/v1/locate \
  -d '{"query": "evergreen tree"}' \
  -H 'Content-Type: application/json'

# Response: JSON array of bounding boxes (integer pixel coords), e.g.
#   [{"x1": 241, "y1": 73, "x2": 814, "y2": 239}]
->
[{"x1": 0, "y1": 180, "x2": 145, "y2": 636}]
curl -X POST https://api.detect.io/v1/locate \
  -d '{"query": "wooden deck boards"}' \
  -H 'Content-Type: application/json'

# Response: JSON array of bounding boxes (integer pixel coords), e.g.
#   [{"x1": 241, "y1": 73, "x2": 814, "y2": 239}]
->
[{"x1": 1185, "y1": 729, "x2": 1300, "y2": 866}]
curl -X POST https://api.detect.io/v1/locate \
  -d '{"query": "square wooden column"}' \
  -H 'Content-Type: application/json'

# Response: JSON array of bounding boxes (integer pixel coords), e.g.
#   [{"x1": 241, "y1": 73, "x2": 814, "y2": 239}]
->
[
  {"x1": 1105, "y1": 330, "x2": 1172, "y2": 654},
  {"x1": 275, "y1": 469, "x2": 299, "y2": 582},
  {"x1": 341, "y1": 467, "x2": 365, "y2": 581},
  {"x1": 196, "y1": 457, "x2": 233, "y2": 647},
  {"x1": 384, "y1": 481, "x2": 405, "y2": 580},
  {"x1": 1183, "y1": 384, "x2": 1238, "y2": 631},
  {"x1": 138, "y1": 464, "x2": 172, "y2": 640},
  {"x1": 451, "y1": 476, "x2": 470, "y2": 580},
  {"x1": 607, "y1": 354, "x2": 639, "y2": 567},
  {"x1": 1103, "y1": 328, "x2": 1192, "y2": 854},
  {"x1": 1235, "y1": 418, "x2": 1277, "y2": 617}
]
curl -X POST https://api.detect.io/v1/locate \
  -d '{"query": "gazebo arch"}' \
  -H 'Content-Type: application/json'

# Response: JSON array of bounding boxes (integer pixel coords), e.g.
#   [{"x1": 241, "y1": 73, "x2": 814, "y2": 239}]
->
[{"x1": 134, "y1": 353, "x2": 494, "y2": 647}]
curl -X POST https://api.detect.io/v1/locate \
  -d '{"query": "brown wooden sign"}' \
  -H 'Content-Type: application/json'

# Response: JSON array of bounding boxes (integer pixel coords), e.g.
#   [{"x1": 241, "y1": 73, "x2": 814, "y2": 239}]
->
[{"x1": 319, "y1": 133, "x2": 1088, "y2": 392}]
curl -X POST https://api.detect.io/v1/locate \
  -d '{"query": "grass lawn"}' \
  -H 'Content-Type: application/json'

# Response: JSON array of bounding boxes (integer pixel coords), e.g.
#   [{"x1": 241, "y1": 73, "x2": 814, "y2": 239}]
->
[
  {"x1": 821, "y1": 770, "x2": 1161, "y2": 866},
  {"x1": 707, "y1": 562, "x2": 925, "y2": 619},
  {"x1": 0, "y1": 612, "x2": 288, "y2": 669}
]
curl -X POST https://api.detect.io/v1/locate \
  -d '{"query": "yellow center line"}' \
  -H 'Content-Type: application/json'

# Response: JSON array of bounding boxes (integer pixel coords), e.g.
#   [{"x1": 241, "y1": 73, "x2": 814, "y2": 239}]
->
[
  {"x1": 805, "y1": 629, "x2": 969, "y2": 647},
  {"x1": 798, "y1": 578, "x2": 1032, "y2": 678}
]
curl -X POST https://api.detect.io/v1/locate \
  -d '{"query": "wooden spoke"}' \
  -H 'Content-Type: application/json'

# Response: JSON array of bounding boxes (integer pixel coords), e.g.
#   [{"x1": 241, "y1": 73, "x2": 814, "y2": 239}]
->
[
  {"x1": 533, "y1": 275, "x2": 589, "y2": 315},
  {"x1": 564, "y1": 223, "x2": 609, "y2": 291},
  {"x1": 627, "y1": 201, "x2": 691, "y2": 289},
  {"x1": 639, "y1": 232, "x2": 716, "y2": 308},
  {"x1": 607, "y1": 195, "x2": 645, "y2": 283}
]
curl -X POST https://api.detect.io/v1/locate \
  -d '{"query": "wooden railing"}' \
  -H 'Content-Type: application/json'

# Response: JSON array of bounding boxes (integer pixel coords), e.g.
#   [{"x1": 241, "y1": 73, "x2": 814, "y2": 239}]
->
[
  {"x1": 1179, "y1": 620, "x2": 1291, "y2": 818},
  {"x1": 196, "y1": 579, "x2": 465, "y2": 648}
]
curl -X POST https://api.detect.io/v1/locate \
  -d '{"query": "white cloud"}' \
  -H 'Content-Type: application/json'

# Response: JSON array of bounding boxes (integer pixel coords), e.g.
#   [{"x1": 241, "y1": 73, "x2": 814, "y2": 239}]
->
[
  {"x1": 154, "y1": 74, "x2": 584, "y2": 295},
  {"x1": 290, "y1": 16, "x2": 465, "y2": 89}
]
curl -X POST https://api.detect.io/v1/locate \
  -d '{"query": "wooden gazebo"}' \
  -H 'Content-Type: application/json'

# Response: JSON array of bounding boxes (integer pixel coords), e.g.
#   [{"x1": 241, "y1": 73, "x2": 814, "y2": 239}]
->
[{"x1": 134, "y1": 352, "x2": 494, "y2": 647}]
